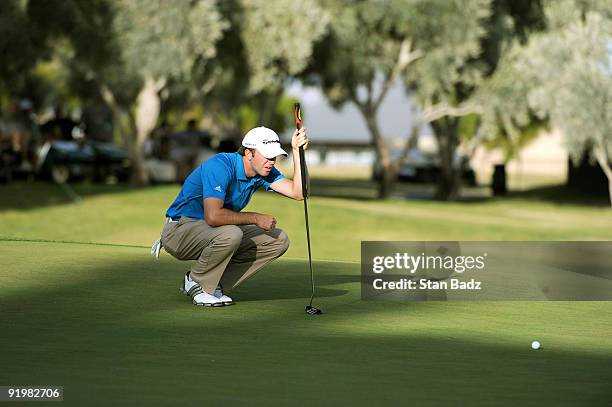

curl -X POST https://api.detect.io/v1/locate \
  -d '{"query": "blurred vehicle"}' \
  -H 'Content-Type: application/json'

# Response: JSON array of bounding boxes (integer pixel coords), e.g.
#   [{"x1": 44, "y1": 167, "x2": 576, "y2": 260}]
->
[
  {"x1": 36, "y1": 140, "x2": 131, "y2": 184},
  {"x1": 145, "y1": 122, "x2": 218, "y2": 183},
  {"x1": 0, "y1": 149, "x2": 35, "y2": 182},
  {"x1": 147, "y1": 143, "x2": 215, "y2": 184},
  {"x1": 37, "y1": 140, "x2": 96, "y2": 183},
  {"x1": 0, "y1": 148, "x2": 19, "y2": 182},
  {"x1": 170, "y1": 123, "x2": 213, "y2": 182},
  {"x1": 90, "y1": 141, "x2": 131, "y2": 183},
  {"x1": 0, "y1": 100, "x2": 37, "y2": 182},
  {"x1": 373, "y1": 148, "x2": 477, "y2": 186}
]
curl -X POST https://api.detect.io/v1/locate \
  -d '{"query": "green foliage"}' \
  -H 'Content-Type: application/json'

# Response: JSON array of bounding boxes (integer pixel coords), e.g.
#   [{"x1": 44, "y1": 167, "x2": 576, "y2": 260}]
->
[
  {"x1": 113, "y1": 0, "x2": 228, "y2": 82},
  {"x1": 0, "y1": 0, "x2": 120, "y2": 108},
  {"x1": 458, "y1": 113, "x2": 480, "y2": 144},
  {"x1": 237, "y1": 93, "x2": 297, "y2": 137},
  {"x1": 309, "y1": 0, "x2": 491, "y2": 110},
  {"x1": 474, "y1": 41, "x2": 549, "y2": 161},
  {"x1": 240, "y1": 0, "x2": 328, "y2": 94},
  {"x1": 509, "y1": 0, "x2": 612, "y2": 164},
  {"x1": 239, "y1": 105, "x2": 258, "y2": 135},
  {"x1": 152, "y1": 0, "x2": 322, "y2": 140},
  {"x1": 406, "y1": 0, "x2": 492, "y2": 105},
  {"x1": 0, "y1": 0, "x2": 79, "y2": 102},
  {"x1": 0, "y1": 0, "x2": 37, "y2": 92},
  {"x1": 310, "y1": 0, "x2": 421, "y2": 107},
  {"x1": 481, "y1": 114, "x2": 549, "y2": 162},
  {"x1": 26, "y1": 0, "x2": 117, "y2": 69},
  {"x1": 30, "y1": 50, "x2": 73, "y2": 108},
  {"x1": 442, "y1": 1, "x2": 549, "y2": 165}
]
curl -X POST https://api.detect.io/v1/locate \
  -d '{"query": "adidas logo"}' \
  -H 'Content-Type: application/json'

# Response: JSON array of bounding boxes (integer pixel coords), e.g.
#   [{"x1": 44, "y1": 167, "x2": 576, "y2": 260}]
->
[{"x1": 215, "y1": 185, "x2": 222, "y2": 192}]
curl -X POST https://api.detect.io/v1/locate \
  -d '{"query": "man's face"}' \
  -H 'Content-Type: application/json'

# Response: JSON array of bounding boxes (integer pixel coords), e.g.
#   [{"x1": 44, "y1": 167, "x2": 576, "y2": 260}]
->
[{"x1": 248, "y1": 149, "x2": 276, "y2": 176}]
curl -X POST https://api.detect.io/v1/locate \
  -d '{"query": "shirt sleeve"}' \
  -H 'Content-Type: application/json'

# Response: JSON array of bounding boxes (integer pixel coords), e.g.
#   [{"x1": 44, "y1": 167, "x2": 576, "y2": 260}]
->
[
  {"x1": 261, "y1": 167, "x2": 285, "y2": 192},
  {"x1": 201, "y1": 160, "x2": 232, "y2": 200}
]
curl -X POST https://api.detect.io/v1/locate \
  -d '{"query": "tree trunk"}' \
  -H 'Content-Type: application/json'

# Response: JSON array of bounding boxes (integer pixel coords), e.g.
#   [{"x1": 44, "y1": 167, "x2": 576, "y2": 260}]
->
[
  {"x1": 491, "y1": 164, "x2": 507, "y2": 195},
  {"x1": 432, "y1": 119, "x2": 461, "y2": 200},
  {"x1": 378, "y1": 170, "x2": 395, "y2": 198},
  {"x1": 594, "y1": 145, "x2": 612, "y2": 207},
  {"x1": 132, "y1": 76, "x2": 164, "y2": 186},
  {"x1": 363, "y1": 108, "x2": 395, "y2": 198},
  {"x1": 99, "y1": 84, "x2": 135, "y2": 157}
]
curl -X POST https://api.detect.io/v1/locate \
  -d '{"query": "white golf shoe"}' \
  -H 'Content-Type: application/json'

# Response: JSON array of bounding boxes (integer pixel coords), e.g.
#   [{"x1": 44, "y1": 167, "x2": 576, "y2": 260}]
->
[
  {"x1": 214, "y1": 285, "x2": 234, "y2": 306},
  {"x1": 180, "y1": 272, "x2": 224, "y2": 307}
]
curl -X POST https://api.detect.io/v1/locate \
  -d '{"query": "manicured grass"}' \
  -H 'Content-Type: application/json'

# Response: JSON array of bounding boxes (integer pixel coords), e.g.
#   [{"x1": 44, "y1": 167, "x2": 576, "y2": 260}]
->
[
  {"x1": 1, "y1": 180, "x2": 611, "y2": 262},
  {"x1": 1, "y1": 181, "x2": 611, "y2": 405}
]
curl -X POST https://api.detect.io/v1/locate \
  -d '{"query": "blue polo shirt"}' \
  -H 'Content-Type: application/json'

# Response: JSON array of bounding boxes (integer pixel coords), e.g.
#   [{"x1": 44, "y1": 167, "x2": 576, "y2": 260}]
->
[{"x1": 165, "y1": 152, "x2": 285, "y2": 221}]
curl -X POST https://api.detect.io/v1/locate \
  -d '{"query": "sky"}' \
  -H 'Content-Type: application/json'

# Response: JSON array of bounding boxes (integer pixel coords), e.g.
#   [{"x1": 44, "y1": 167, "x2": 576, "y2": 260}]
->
[{"x1": 284, "y1": 79, "x2": 433, "y2": 145}]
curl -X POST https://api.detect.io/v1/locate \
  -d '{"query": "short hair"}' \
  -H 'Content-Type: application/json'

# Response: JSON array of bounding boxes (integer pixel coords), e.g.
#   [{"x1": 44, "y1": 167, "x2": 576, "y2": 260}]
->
[{"x1": 237, "y1": 146, "x2": 255, "y2": 156}]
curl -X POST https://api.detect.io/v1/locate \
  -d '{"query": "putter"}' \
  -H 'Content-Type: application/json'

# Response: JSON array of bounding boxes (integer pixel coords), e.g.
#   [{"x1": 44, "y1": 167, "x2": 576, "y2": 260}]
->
[{"x1": 294, "y1": 103, "x2": 323, "y2": 315}]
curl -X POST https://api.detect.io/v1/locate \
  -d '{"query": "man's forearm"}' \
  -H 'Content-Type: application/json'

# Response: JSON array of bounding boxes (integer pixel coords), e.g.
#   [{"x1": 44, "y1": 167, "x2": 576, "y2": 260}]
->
[
  {"x1": 207, "y1": 208, "x2": 259, "y2": 227},
  {"x1": 292, "y1": 147, "x2": 306, "y2": 199}
]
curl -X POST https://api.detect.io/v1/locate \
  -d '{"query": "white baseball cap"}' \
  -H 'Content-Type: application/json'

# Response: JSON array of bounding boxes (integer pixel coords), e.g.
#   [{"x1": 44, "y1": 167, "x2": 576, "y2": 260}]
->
[{"x1": 242, "y1": 126, "x2": 288, "y2": 159}]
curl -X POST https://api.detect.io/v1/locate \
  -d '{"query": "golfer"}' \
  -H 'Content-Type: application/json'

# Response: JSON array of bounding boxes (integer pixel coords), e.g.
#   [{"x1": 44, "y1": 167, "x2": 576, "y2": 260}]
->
[{"x1": 153, "y1": 126, "x2": 309, "y2": 307}]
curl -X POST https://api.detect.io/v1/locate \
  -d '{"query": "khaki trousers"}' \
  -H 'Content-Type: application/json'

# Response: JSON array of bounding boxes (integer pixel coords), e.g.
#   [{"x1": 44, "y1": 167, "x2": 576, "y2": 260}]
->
[{"x1": 161, "y1": 217, "x2": 290, "y2": 294}]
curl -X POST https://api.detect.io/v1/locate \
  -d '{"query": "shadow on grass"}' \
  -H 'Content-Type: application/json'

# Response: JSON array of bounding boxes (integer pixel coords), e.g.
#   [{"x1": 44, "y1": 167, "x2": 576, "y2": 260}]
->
[
  {"x1": 0, "y1": 256, "x2": 353, "y2": 312},
  {"x1": 230, "y1": 265, "x2": 358, "y2": 302},
  {"x1": 309, "y1": 178, "x2": 379, "y2": 201},
  {"x1": 313, "y1": 177, "x2": 610, "y2": 207},
  {"x1": 311, "y1": 177, "x2": 495, "y2": 202},
  {"x1": 310, "y1": 177, "x2": 443, "y2": 201},
  {"x1": 1, "y1": 247, "x2": 611, "y2": 406},
  {"x1": 504, "y1": 185, "x2": 610, "y2": 207},
  {"x1": 1, "y1": 179, "x2": 607, "y2": 214},
  {"x1": 0, "y1": 181, "x2": 146, "y2": 211}
]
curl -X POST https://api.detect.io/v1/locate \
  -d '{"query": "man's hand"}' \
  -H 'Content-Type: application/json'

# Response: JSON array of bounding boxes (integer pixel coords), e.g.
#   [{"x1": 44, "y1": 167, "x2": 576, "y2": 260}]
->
[
  {"x1": 291, "y1": 127, "x2": 309, "y2": 151},
  {"x1": 255, "y1": 213, "x2": 276, "y2": 231},
  {"x1": 269, "y1": 127, "x2": 310, "y2": 201},
  {"x1": 205, "y1": 197, "x2": 277, "y2": 229}
]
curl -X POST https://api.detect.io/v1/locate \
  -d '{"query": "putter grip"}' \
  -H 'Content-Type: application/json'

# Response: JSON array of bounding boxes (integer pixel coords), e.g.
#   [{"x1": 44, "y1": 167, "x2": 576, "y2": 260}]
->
[
  {"x1": 294, "y1": 103, "x2": 308, "y2": 198},
  {"x1": 298, "y1": 147, "x2": 307, "y2": 198}
]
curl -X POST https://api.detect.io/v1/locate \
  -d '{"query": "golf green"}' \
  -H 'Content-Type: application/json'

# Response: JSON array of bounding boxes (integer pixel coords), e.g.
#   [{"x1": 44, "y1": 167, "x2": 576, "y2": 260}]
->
[{"x1": 1, "y1": 240, "x2": 611, "y2": 406}]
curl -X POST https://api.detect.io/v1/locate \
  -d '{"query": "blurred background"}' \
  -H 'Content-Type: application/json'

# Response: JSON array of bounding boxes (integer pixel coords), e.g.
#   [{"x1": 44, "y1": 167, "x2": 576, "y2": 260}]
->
[{"x1": 1, "y1": 0, "x2": 611, "y2": 232}]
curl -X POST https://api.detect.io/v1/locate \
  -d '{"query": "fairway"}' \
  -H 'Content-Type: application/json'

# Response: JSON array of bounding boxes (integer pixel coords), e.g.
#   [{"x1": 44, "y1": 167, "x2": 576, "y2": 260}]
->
[{"x1": 1, "y1": 182, "x2": 612, "y2": 405}]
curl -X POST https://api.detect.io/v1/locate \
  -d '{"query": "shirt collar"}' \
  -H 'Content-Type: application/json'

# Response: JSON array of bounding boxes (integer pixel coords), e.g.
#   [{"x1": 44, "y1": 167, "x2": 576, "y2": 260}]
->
[{"x1": 234, "y1": 152, "x2": 249, "y2": 181}]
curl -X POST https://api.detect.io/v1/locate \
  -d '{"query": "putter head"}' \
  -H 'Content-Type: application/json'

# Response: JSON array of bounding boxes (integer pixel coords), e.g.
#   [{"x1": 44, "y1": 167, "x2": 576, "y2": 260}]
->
[{"x1": 305, "y1": 305, "x2": 323, "y2": 315}]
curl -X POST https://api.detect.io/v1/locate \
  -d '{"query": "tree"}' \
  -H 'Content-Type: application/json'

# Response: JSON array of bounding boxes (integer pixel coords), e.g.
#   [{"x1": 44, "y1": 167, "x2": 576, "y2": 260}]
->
[
  {"x1": 0, "y1": 0, "x2": 112, "y2": 106},
  {"x1": 306, "y1": 0, "x2": 490, "y2": 198},
  {"x1": 0, "y1": 0, "x2": 38, "y2": 96},
  {"x1": 405, "y1": 0, "x2": 546, "y2": 200},
  {"x1": 471, "y1": 42, "x2": 548, "y2": 192},
  {"x1": 97, "y1": 0, "x2": 228, "y2": 185},
  {"x1": 509, "y1": 0, "x2": 612, "y2": 205},
  {"x1": 240, "y1": 0, "x2": 328, "y2": 95},
  {"x1": 8, "y1": 0, "x2": 327, "y2": 185},
  {"x1": 150, "y1": 0, "x2": 327, "y2": 155}
]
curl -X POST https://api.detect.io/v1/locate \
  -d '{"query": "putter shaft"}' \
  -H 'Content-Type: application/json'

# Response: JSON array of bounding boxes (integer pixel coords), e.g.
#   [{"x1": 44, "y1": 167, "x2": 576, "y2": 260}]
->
[{"x1": 295, "y1": 103, "x2": 316, "y2": 308}]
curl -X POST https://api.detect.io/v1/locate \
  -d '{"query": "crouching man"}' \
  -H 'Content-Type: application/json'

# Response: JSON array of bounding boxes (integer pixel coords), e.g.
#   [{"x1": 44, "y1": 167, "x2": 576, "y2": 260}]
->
[{"x1": 153, "y1": 126, "x2": 309, "y2": 307}]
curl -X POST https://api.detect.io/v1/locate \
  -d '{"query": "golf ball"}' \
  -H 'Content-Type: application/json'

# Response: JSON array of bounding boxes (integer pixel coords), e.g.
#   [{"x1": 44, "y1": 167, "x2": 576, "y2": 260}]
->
[{"x1": 531, "y1": 340, "x2": 541, "y2": 350}]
